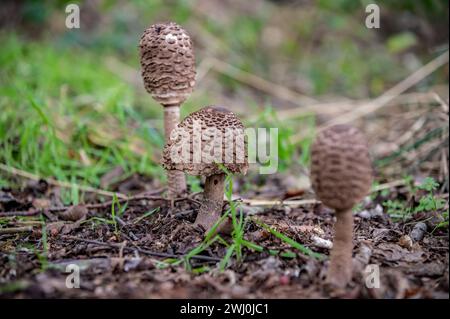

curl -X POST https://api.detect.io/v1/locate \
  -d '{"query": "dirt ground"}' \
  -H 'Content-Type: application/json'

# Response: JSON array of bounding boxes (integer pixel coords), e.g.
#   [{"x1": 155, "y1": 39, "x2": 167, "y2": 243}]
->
[
  {"x1": 0, "y1": 173, "x2": 448, "y2": 299},
  {"x1": 0, "y1": 0, "x2": 448, "y2": 301}
]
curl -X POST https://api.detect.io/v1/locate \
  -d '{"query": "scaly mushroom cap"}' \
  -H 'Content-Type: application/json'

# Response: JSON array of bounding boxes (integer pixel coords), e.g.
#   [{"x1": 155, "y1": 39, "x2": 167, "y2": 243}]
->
[
  {"x1": 139, "y1": 22, "x2": 196, "y2": 106},
  {"x1": 162, "y1": 106, "x2": 248, "y2": 177},
  {"x1": 310, "y1": 125, "x2": 373, "y2": 211}
]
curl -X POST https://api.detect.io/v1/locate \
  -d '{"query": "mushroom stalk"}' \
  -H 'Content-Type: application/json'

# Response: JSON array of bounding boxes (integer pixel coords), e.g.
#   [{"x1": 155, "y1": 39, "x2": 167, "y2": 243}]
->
[
  {"x1": 164, "y1": 105, "x2": 187, "y2": 198},
  {"x1": 195, "y1": 173, "x2": 226, "y2": 231},
  {"x1": 326, "y1": 209, "x2": 353, "y2": 288}
]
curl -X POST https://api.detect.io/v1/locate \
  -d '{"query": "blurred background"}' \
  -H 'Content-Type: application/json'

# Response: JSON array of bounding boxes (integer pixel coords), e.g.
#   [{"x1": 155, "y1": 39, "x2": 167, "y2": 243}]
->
[{"x1": 0, "y1": 0, "x2": 448, "y2": 202}]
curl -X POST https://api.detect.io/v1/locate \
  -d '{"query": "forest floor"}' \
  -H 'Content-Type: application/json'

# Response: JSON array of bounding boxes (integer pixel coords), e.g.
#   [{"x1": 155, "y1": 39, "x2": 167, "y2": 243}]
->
[
  {"x1": 0, "y1": 171, "x2": 448, "y2": 299},
  {"x1": 0, "y1": 0, "x2": 448, "y2": 299}
]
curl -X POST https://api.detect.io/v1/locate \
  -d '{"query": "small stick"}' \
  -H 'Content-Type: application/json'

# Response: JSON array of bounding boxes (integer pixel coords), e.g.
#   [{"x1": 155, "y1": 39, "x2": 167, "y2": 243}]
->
[
  {"x1": 277, "y1": 91, "x2": 439, "y2": 120},
  {"x1": 320, "y1": 51, "x2": 449, "y2": 131},
  {"x1": 173, "y1": 210, "x2": 194, "y2": 218},
  {"x1": 0, "y1": 210, "x2": 39, "y2": 217},
  {"x1": 241, "y1": 198, "x2": 320, "y2": 207},
  {"x1": 114, "y1": 216, "x2": 127, "y2": 227},
  {"x1": 0, "y1": 226, "x2": 33, "y2": 235},
  {"x1": 14, "y1": 220, "x2": 44, "y2": 226},
  {"x1": 290, "y1": 52, "x2": 449, "y2": 144},
  {"x1": 210, "y1": 58, "x2": 317, "y2": 106},
  {"x1": 371, "y1": 179, "x2": 407, "y2": 192}
]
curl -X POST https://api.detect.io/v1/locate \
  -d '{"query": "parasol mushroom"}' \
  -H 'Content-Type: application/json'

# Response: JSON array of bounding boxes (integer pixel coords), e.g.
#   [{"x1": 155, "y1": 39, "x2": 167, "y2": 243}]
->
[
  {"x1": 162, "y1": 106, "x2": 248, "y2": 232},
  {"x1": 310, "y1": 124, "x2": 373, "y2": 288},
  {"x1": 139, "y1": 22, "x2": 196, "y2": 198}
]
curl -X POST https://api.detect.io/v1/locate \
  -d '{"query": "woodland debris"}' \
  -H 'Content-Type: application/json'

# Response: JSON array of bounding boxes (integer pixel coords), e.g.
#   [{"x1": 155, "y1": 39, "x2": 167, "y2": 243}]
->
[
  {"x1": 410, "y1": 222, "x2": 428, "y2": 242},
  {"x1": 0, "y1": 226, "x2": 33, "y2": 234},
  {"x1": 398, "y1": 235, "x2": 414, "y2": 250},
  {"x1": 59, "y1": 205, "x2": 88, "y2": 222},
  {"x1": 311, "y1": 235, "x2": 333, "y2": 249}
]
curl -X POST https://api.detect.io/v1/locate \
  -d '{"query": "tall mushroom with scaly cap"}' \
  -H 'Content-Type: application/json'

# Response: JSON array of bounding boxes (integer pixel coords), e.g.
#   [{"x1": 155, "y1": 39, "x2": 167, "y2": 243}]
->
[
  {"x1": 310, "y1": 125, "x2": 373, "y2": 288},
  {"x1": 139, "y1": 22, "x2": 196, "y2": 198},
  {"x1": 162, "y1": 106, "x2": 248, "y2": 232}
]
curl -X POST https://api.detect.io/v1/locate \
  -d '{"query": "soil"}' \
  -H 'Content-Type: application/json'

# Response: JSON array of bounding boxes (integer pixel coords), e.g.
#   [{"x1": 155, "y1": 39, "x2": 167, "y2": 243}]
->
[{"x1": 0, "y1": 173, "x2": 448, "y2": 299}]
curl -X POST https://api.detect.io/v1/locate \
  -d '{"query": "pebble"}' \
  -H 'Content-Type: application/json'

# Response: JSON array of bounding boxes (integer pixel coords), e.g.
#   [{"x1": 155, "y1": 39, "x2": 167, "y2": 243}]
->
[
  {"x1": 311, "y1": 235, "x2": 333, "y2": 249},
  {"x1": 358, "y1": 210, "x2": 371, "y2": 219},
  {"x1": 358, "y1": 204, "x2": 383, "y2": 219},
  {"x1": 410, "y1": 222, "x2": 427, "y2": 242},
  {"x1": 370, "y1": 204, "x2": 384, "y2": 218}
]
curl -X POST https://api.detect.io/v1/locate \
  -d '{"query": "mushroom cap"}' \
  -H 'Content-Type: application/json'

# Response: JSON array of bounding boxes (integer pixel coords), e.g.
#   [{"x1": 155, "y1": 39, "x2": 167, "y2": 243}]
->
[
  {"x1": 310, "y1": 125, "x2": 373, "y2": 211},
  {"x1": 162, "y1": 106, "x2": 248, "y2": 177},
  {"x1": 139, "y1": 22, "x2": 196, "y2": 106}
]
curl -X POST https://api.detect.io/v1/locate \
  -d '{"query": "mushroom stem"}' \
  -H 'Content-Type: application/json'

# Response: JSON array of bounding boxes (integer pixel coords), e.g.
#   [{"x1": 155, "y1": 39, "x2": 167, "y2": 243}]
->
[
  {"x1": 326, "y1": 209, "x2": 354, "y2": 288},
  {"x1": 164, "y1": 105, "x2": 187, "y2": 198},
  {"x1": 195, "y1": 173, "x2": 226, "y2": 231}
]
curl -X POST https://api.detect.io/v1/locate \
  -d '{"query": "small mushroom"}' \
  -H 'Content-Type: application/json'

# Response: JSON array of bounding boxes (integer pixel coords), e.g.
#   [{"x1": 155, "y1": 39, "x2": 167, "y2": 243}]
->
[
  {"x1": 139, "y1": 22, "x2": 196, "y2": 198},
  {"x1": 310, "y1": 125, "x2": 373, "y2": 288},
  {"x1": 162, "y1": 106, "x2": 248, "y2": 232}
]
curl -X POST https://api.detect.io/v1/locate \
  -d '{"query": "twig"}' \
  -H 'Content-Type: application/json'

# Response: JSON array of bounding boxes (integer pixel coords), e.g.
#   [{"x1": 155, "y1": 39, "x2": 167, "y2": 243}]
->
[
  {"x1": 114, "y1": 216, "x2": 127, "y2": 227},
  {"x1": 61, "y1": 235, "x2": 221, "y2": 262},
  {"x1": 195, "y1": 57, "x2": 214, "y2": 84},
  {"x1": 319, "y1": 51, "x2": 449, "y2": 131},
  {"x1": 277, "y1": 92, "x2": 440, "y2": 120},
  {"x1": 14, "y1": 220, "x2": 43, "y2": 226},
  {"x1": 371, "y1": 180, "x2": 407, "y2": 192},
  {"x1": 0, "y1": 210, "x2": 40, "y2": 217},
  {"x1": 0, "y1": 226, "x2": 33, "y2": 234},
  {"x1": 81, "y1": 194, "x2": 166, "y2": 209},
  {"x1": 241, "y1": 198, "x2": 320, "y2": 207},
  {"x1": 209, "y1": 57, "x2": 317, "y2": 106},
  {"x1": 173, "y1": 210, "x2": 194, "y2": 218},
  {"x1": 104, "y1": 56, "x2": 143, "y2": 90},
  {"x1": 290, "y1": 51, "x2": 449, "y2": 143},
  {"x1": 0, "y1": 163, "x2": 128, "y2": 199}
]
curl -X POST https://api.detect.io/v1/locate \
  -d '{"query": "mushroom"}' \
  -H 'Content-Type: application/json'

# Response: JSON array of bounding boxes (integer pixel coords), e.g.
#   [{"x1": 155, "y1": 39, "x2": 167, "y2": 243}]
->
[
  {"x1": 310, "y1": 125, "x2": 372, "y2": 288},
  {"x1": 139, "y1": 22, "x2": 196, "y2": 198},
  {"x1": 162, "y1": 106, "x2": 248, "y2": 232}
]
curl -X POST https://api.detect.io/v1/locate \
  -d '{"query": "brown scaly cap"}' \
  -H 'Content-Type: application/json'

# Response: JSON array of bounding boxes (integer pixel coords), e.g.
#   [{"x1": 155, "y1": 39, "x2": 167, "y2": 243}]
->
[
  {"x1": 139, "y1": 22, "x2": 196, "y2": 106},
  {"x1": 162, "y1": 106, "x2": 248, "y2": 177},
  {"x1": 310, "y1": 125, "x2": 373, "y2": 211}
]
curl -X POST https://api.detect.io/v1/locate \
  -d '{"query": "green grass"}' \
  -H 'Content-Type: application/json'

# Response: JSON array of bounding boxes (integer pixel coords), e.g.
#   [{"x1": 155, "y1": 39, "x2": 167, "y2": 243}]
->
[
  {"x1": 240, "y1": 239, "x2": 297, "y2": 259},
  {"x1": 0, "y1": 281, "x2": 29, "y2": 294},
  {"x1": 0, "y1": 35, "x2": 166, "y2": 196},
  {"x1": 433, "y1": 210, "x2": 449, "y2": 232},
  {"x1": 1, "y1": 6, "x2": 440, "y2": 195},
  {"x1": 248, "y1": 104, "x2": 316, "y2": 172},
  {"x1": 382, "y1": 177, "x2": 447, "y2": 222},
  {"x1": 110, "y1": 195, "x2": 120, "y2": 234},
  {"x1": 251, "y1": 218, "x2": 324, "y2": 260},
  {"x1": 81, "y1": 216, "x2": 116, "y2": 228},
  {"x1": 0, "y1": 35, "x2": 322, "y2": 274},
  {"x1": 132, "y1": 207, "x2": 159, "y2": 224}
]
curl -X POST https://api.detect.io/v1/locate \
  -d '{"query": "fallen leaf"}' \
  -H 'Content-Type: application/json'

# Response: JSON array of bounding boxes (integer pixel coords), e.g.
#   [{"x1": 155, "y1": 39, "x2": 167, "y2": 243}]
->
[
  {"x1": 59, "y1": 205, "x2": 88, "y2": 221},
  {"x1": 398, "y1": 235, "x2": 413, "y2": 249},
  {"x1": 375, "y1": 243, "x2": 424, "y2": 263}
]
